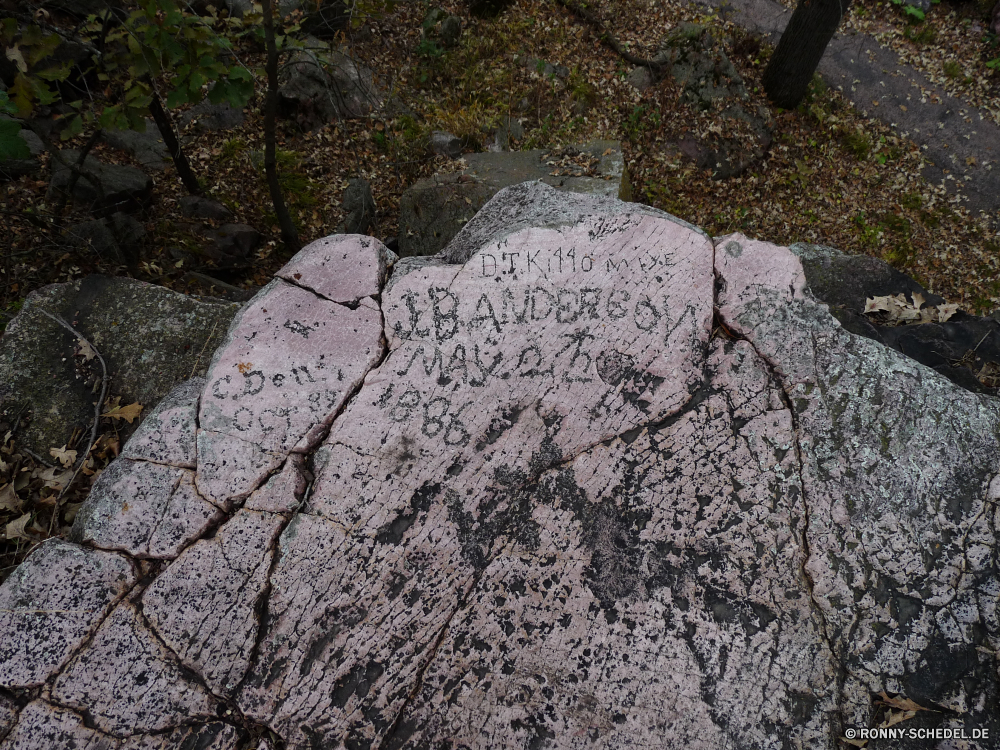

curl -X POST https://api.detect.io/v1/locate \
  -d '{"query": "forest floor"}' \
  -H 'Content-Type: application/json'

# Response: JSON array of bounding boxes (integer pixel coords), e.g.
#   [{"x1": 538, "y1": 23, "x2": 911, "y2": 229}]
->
[{"x1": 0, "y1": 0, "x2": 999, "y2": 575}]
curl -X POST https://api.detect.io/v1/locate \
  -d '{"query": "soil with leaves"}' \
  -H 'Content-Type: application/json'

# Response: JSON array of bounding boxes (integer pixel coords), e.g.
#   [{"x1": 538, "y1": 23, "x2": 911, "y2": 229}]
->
[{"x1": 1, "y1": 0, "x2": 999, "y2": 579}]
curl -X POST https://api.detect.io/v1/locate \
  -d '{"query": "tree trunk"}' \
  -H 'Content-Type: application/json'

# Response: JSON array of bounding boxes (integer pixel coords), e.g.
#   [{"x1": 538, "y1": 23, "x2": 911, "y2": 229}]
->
[
  {"x1": 147, "y1": 87, "x2": 202, "y2": 195},
  {"x1": 261, "y1": 0, "x2": 301, "y2": 254},
  {"x1": 762, "y1": 0, "x2": 852, "y2": 109}
]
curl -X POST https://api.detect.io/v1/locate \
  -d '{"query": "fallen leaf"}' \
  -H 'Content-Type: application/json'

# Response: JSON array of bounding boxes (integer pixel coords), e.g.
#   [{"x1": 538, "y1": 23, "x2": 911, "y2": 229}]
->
[
  {"x1": 937, "y1": 303, "x2": 959, "y2": 322},
  {"x1": 5, "y1": 512, "x2": 32, "y2": 541},
  {"x1": 76, "y1": 338, "x2": 97, "y2": 362},
  {"x1": 911, "y1": 292, "x2": 925, "y2": 309},
  {"x1": 35, "y1": 466, "x2": 74, "y2": 491},
  {"x1": 49, "y1": 445, "x2": 78, "y2": 468},
  {"x1": 63, "y1": 502, "x2": 84, "y2": 524},
  {"x1": 5, "y1": 45, "x2": 26, "y2": 74},
  {"x1": 842, "y1": 738, "x2": 868, "y2": 748},
  {"x1": 883, "y1": 709, "x2": 917, "y2": 727},
  {"x1": 876, "y1": 691, "x2": 932, "y2": 713},
  {"x1": 102, "y1": 402, "x2": 143, "y2": 424},
  {"x1": 0, "y1": 483, "x2": 21, "y2": 513}
]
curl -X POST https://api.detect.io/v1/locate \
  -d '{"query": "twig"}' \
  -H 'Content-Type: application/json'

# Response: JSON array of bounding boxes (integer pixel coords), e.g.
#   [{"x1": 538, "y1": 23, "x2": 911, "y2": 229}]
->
[
  {"x1": 21, "y1": 447, "x2": 56, "y2": 469},
  {"x1": 190, "y1": 318, "x2": 221, "y2": 378},
  {"x1": 37, "y1": 310, "x2": 108, "y2": 532}
]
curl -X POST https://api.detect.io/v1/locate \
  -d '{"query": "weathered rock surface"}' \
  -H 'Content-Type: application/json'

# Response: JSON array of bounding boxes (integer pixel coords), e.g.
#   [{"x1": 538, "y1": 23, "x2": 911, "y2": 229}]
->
[
  {"x1": 0, "y1": 276, "x2": 241, "y2": 456},
  {"x1": 47, "y1": 150, "x2": 153, "y2": 215},
  {"x1": 0, "y1": 540, "x2": 135, "y2": 688},
  {"x1": 64, "y1": 212, "x2": 146, "y2": 266},
  {"x1": 101, "y1": 120, "x2": 171, "y2": 171},
  {"x1": 398, "y1": 141, "x2": 625, "y2": 257},
  {"x1": 3, "y1": 185, "x2": 1000, "y2": 748}
]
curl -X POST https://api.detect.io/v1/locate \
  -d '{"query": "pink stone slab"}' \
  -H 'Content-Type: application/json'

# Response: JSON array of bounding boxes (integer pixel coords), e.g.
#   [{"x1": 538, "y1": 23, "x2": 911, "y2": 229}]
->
[
  {"x1": 118, "y1": 723, "x2": 242, "y2": 749},
  {"x1": 52, "y1": 602, "x2": 218, "y2": 736},
  {"x1": 244, "y1": 455, "x2": 309, "y2": 513},
  {"x1": 0, "y1": 540, "x2": 135, "y2": 689},
  {"x1": 276, "y1": 234, "x2": 393, "y2": 303},
  {"x1": 195, "y1": 279, "x2": 383, "y2": 506},
  {"x1": 71, "y1": 460, "x2": 221, "y2": 559},
  {"x1": 0, "y1": 701, "x2": 117, "y2": 750},
  {"x1": 310, "y1": 213, "x2": 713, "y2": 527},
  {"x1": 194, "y1": 430, "x2": 285, "y2": 508},
  {"x1": 143, "y1": 509, "x2": 285, "y2": 696},
  {"x1": 0, "y1": 695, "x2": 15, "y2": 743},
  {"x1": 120, "y1": 377, "x2": 203, "y2": 468},
  {"x1": 383, "y1": 339, "x2": 835, "y2": 748},
  {"x1": 236, "y1": 512, "x2": 472, "y2": 747}
]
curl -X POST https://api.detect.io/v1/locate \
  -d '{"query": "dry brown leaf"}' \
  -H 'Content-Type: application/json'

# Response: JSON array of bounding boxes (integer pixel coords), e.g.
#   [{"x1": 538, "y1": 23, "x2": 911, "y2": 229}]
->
[
  {"x1": 63, "y1": 502, "x2": 84, "y2": 524},
  {"x1": 4, "y1": 512, "x2": 32, "y2": 541},
  {"x1": 911, "y1": 292, "x2": 925, "y2": 309},
  {"x1": 35, "y1": 466, "x2": 74, "y2": 491},
  {"x1": 842, "y1": 738, "x2": 868, "y2": 748},
  {"x1": 937, "y1": 303, "x2": 959, "y2": 322},
  {"x1": 76, "y1": 338, "x2": 97, "y2": 361},
  {"x1": 0, "y1": 483, "x2": 21, "y2": 513},
  {"x1": 882, "y1": 709, "x2": 917, "y2": 728},
  {"x1": 102, "y1": 402, "x2": 143, "y2": 424},
  {"x1": 49, "y1": 445, "x2": 78, "y2": 468},
  {"x1": 876, "y1": 691, "x2": 931, "y2": 713}
]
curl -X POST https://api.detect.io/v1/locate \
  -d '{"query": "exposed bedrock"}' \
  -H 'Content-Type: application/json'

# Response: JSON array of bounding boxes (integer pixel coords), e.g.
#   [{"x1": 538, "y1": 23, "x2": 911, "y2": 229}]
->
[{"x1": 0, "y1": 184, "x2": 998, "y2": 749}]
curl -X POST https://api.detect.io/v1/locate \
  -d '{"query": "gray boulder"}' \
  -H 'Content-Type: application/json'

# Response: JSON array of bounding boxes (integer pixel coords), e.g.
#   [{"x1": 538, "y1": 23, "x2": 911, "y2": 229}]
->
[
  {"x1": 278, "y1": 39, "x2": 382, "y2": 129},
  {"x1": 64, "y1": 213, "x2": 146, "y2": 267},
  {"x1": 0, "y1": 276, "x2": 241, "y2": 456},
  {"x1": 47, "y1": 150, "x2": 153, "y2": 215},
  {"x1": 178, "y1": 98, "x2": 245, "y2": 132},
  {"x1": 337, "y1": 177, "x2": 376, "y2": 234},
  {"x1": 429, "y1": 130, "x2": 462, "y2": 158},
  {"x1": 398, "y1": 140, "x2": 625, "y2": 257},
  {"x1": 201, "y1": 223, "x2": 261, "y2": 268},
  {"x1": 101, "y1": 120, "x2": 170, "y2": 171},
  {"x1": 179, "y1": 195, "x2": 234, "y2": 222}
]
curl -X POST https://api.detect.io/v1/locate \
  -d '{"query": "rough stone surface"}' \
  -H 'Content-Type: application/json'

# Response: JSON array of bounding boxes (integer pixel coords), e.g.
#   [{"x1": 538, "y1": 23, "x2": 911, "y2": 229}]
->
[
  {"x1": 0, "y1": 540, "x2": 135, "y2": 688},
  {"x1": 276, "y1": 234, "x2": 394, "y2": 302},
  {"x1": 0, "y1": 695, "x2": 16, "y2": 743},
  {"x1": 429, "y1": 130, "x2": 462, "y2": 158},
  {"x1": 143, "y1": 509, "x2": 285, "y2": 695},
  {"x1": 278, "y1": 40, "x2": 382, "y2": 129},
  {"x1": 64, "y1": 212, "x2": 146, "y2": 266},
  {"x1": 337, "y1": 177, "x2": 376, "y2": 234},
  {"x1": 0, "y1": 700, "x2": 242, "y2": 750},
  {"x1": 178, "y1": 97, "x2": 245, "y2": 132},
  {"x1": 47, "y1": 150, "x2": 153, "y2": 215},
  {"x1": 0, "y1": 276, "x2": 240, "y2": 456},
  {"x1": 398, "y1": 141, "x2": 625, "y2": 257},
  {"x1": 120, "y1": 377, "x2": 202, "y2": 467},
  {"x1": 202, "y1": 223, "x2": 261, "y2": 268},
  {"x1": 102, "y1": 121, "x2": 171, "y2": 171},
  {"x1": 71, "y1": 460, "x2": 222, "y2": 558},
  {"x1": 52, "y1": 602, "x2": 219, "y2": 735},
  {"x1": 179, "y1": 195, "x2": 234, "y2": 222},
  {"x1": 196, "y1": 276, "x2": 384, "y2": 505},
  {"x1": 7, "y1": 185, "x2": 1000, "y2": 747}
]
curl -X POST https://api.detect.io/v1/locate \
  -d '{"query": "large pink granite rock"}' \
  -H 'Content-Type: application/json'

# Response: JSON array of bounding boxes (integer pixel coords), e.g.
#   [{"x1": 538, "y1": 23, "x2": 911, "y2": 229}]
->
[
  {"x1": 0, "y1": 540, "x2": 135, "y2": 688},
  {"x1": 4, "y1": 183, "x2": 1000, "y2": 748}
]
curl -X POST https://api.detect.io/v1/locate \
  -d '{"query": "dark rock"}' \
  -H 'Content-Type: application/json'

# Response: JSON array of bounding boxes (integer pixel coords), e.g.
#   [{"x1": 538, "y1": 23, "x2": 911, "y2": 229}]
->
[
  {"x1": 178, "y1": 97, "x2": 245, "y2": 132},
  {"x1": 794, "y1": 243, "x2": 1000, "y2": 394},
  {"x1": 202, "y1": 223, "x2": 261, "y2": 267},
  {"x1": 398, "y1": 141, "x2": 625, "y2": 257},
  {"x1": 47, "y1": 150, "x2": 153, "y2": 215},
  {"x1": 993, "y1": 0, "x2": 1000, "y2": 35},
  {"x1": 488, "y1": 115, "x2": 524, "y2": 152},
  {"x1": 0, "y1": 275, "x2": 241, "y2": 455},
  {"x1": 338, "y1": 177, "x2": 376, "y2": 234},
  {"x1": 179, "y1": 195, "x2": 234, "y2": 222},
  {"x1": 64, "y1": 212, "x2": 146, "y2": 266},
  {"x1": 101, "y1": 120, "x2": 170, "y2": 171},
  {"x1": 300, "y1": 0, "x2": 349, "y2": 38},
  {"x1": 429, "y1": 130, "x2": 462, "y2": 158},
  {"x1": 278, "y1": 39, "x2": 382, "y2": 129},
  {"x1": 439, "y1": 15, "x2": 462, "y2": 47},
  {"x1": 468, "y1": 0, "x2": 514, "y2": 17}
]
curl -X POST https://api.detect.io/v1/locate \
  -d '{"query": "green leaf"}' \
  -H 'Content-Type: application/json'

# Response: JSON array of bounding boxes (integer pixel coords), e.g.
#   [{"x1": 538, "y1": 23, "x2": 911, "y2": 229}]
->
[
  {"x1": 0, "y1": 119, "x2": 31, "y2": 161},
  {"x1": 26, "y1": 31, "x2": 62, "y2": 66},
  {"x1": 59, "y1": 113, "x2": 83, "y2": 140},
  {"x1": 165, "y1": 87, "x2": 190, "y2": 108},
  {"x1": 35, "y1": 60, "x2": 73, "y2": 82},
  {"x1": 0, "y1": 90, "x2": 17, "y2": 116}
]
